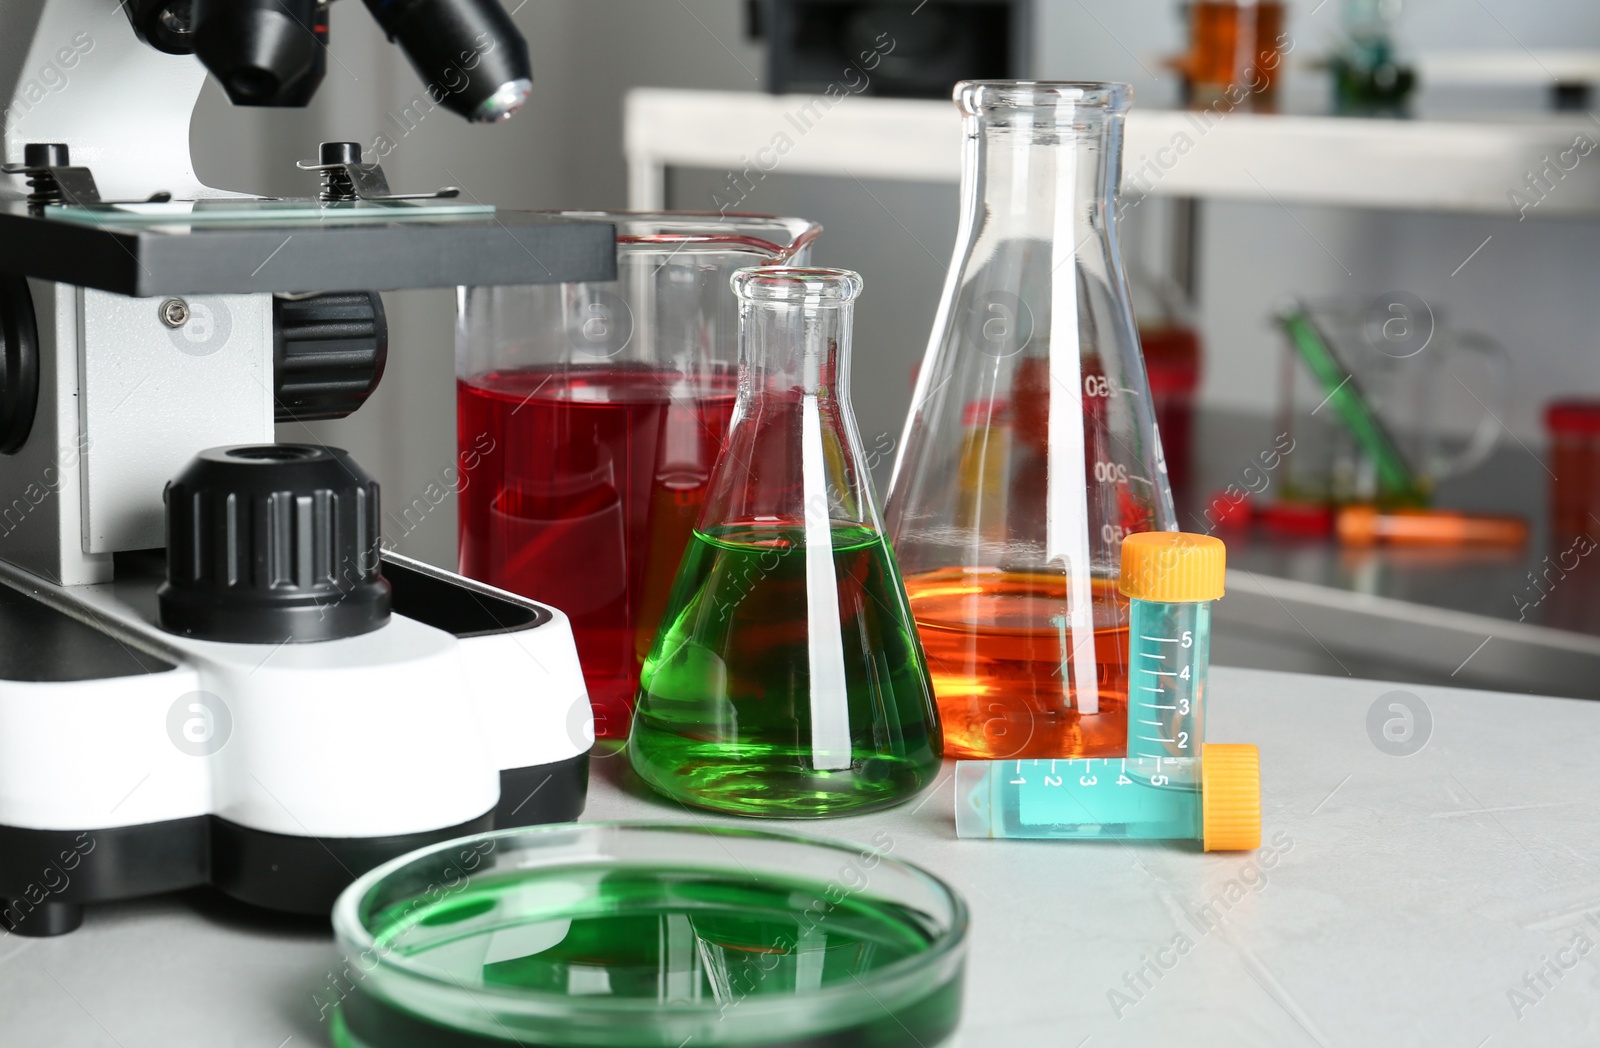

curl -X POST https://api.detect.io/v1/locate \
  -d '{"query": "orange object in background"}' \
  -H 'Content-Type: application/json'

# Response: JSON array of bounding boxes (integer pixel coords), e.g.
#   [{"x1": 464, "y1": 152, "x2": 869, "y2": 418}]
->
[
  {"x1": 1337, "y1": 506, "x2": 1528, "y2": 548},
  {"x1": 1184, "y1": 0, "x2": 1287, "y2": 109},
  {"x1": 1546, "y1": 401, "x2": 1600, "y2": 542},
  {"x1": 904, "y1": 570, "x2": 1129, "y2": 761}
]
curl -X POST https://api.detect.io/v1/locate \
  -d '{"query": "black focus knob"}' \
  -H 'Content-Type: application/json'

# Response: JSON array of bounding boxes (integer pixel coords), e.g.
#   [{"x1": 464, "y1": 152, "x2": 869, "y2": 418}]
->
[
  {"x1": 273, "y1": 292, "x2": 388, "y2": 422},
  {"x1": 159, "y1": 445, "x2": 390, "y2": 644}
]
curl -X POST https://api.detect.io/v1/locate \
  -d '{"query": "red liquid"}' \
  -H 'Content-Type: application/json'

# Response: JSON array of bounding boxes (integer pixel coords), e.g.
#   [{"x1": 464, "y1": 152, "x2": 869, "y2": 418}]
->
[
  {"x1": 457, "y1": 366, "x2": 738, "y2": 738},
  {"x1": 1140, "y1": 324, "x2": 1201, "y2": 501}
]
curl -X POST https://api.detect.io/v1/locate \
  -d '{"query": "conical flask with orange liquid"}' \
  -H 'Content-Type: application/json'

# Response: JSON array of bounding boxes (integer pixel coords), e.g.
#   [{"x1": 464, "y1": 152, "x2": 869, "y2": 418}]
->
[{"x1": 885, "y1": 81, "x2": 1177, "y2": 761}]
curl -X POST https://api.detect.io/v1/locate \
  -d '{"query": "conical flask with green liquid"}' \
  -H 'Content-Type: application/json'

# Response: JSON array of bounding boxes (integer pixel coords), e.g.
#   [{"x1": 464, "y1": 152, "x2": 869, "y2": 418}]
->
[{"x1": 628, "y1": 267, "x2": 943, "y2": 817}]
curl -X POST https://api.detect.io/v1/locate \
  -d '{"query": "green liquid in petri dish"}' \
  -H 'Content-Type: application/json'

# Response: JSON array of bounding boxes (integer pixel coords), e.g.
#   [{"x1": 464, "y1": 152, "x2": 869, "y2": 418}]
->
[
  {"x1": 331, "y1": 864, "x2": 963, "y2": 1048},
  {"x1": 628, "y1": 522, "x2": 942, "y2": 817}
]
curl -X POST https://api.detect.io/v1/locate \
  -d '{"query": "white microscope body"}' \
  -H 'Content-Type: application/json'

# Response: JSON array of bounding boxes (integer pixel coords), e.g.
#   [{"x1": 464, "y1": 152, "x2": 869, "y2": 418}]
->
[{"x1": 0, "y1": 0, "x2": 603, "y2": 935}]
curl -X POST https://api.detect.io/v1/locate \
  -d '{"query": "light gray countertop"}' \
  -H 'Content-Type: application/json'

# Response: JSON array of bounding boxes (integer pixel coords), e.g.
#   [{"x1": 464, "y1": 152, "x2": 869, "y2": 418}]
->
[{"x1": 3, "y1": 665, "x2": 1598, "y2": 1047}]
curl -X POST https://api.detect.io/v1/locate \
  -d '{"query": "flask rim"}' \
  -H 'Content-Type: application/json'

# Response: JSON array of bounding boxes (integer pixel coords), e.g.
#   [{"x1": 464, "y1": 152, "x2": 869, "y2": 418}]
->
[
  {"x1": 732, "y1": 266, "x2": 864, "y2": 305},
  {"x1": 954, "y1": 80, "x2": 1132, "y2": 116}
]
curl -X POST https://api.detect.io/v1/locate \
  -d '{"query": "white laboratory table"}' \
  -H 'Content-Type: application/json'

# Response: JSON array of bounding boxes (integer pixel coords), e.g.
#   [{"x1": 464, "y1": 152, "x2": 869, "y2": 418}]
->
[{"x1": 2, "y1": 665, "x2": 1597, "y2": 1047}]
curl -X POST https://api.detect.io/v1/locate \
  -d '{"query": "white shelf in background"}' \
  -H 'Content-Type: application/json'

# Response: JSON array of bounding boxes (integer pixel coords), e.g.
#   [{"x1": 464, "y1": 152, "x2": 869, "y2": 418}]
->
[
  {"x1": 625, "y1": 87, "x2": 1600, "y2": 218},
  {"x1": 1416, "y1": 49, "x2": 1600, "y2": 86}
]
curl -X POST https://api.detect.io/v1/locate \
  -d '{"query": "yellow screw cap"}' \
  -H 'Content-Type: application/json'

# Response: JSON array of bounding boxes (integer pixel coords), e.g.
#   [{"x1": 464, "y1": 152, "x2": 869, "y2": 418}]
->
[
  {"x1": 1201, "y1": 743, "x2": 1261, "y2": 852},
  {"x1": 1118, "y1": 531, "x2": 1226, "y2": 603}
]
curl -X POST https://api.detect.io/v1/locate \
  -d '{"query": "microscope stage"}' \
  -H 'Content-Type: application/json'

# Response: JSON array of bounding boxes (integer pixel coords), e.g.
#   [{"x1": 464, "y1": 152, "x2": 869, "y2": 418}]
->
[{"x1": 0, "y1": 202, "x2": 617, "y2": 297}]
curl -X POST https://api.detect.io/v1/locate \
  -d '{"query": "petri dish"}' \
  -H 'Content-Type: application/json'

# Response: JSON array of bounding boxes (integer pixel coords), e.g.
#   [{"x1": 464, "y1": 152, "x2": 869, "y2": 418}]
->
[{"x1": 329, "y1": 822, "x2": 968, "y2": 1047}]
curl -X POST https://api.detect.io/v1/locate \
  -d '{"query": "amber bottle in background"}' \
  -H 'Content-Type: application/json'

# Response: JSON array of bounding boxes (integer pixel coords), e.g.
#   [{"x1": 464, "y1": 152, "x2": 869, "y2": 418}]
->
[{"x1": 1184, "y1": 0, "x2": 1287, "y2": 111}]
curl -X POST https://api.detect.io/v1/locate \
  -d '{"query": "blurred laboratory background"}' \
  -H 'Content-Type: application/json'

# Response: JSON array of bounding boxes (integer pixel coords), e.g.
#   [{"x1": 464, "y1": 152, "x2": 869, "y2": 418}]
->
[{"x1": 193, "y1": 0, "x2": 1600, "y2": 697}]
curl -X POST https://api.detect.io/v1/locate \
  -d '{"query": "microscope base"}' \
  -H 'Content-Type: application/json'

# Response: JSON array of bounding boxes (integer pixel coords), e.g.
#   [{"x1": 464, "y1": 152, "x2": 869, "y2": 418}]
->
[
  {"x1": 0, "y1": 553, "x2": 594, "y2": 936},
  {"x1": 0, "y1": 751, "x2": 588, "y2": 937}
]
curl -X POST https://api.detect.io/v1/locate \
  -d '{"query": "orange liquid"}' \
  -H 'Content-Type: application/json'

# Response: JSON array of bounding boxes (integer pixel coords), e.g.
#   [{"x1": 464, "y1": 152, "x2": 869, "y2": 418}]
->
[
  {"x1": 1187, "y1": 1, "x2": 1286, "y2": 108},
  {"x1": 904, "y1": 568, "x2": 1128, "y2": 760}
]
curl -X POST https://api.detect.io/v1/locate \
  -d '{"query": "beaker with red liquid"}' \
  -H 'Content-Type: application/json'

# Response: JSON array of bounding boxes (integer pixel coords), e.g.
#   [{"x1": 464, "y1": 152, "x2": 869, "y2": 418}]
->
[{"x1": 457, "y1": 214, "x2": 821, "y2": 737}]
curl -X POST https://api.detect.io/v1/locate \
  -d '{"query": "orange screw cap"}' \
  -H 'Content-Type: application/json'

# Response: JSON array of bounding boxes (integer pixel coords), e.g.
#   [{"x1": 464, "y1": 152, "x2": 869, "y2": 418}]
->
[
  {"x1": 1201, "y1": 743, "x2": 1261, "y2": 851},
  {"x1": 1119, "y1": 531, "x2": 1226, "y2": 603}
]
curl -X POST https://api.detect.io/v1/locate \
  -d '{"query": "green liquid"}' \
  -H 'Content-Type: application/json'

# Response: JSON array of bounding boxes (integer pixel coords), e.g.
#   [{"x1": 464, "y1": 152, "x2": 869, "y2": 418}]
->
[
  {"x1": 332, "y1": 864, "x2": 962, "y2": 1047},
  {"x1": 628, "y1": 523, "x2": 942, "y2": 817}
]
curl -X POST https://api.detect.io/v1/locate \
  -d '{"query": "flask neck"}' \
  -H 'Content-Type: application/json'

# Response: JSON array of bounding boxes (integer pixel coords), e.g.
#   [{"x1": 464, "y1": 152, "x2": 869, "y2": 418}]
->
[
  {"x1": 738, "y1": 295, "x2": 851, "y2": 408},
  {"x1": 960, "y1": 82, "x2": 1127, "y2": 238},
  {"x1": 705, "y1": 268, "x2": 873, "y2": 530}
]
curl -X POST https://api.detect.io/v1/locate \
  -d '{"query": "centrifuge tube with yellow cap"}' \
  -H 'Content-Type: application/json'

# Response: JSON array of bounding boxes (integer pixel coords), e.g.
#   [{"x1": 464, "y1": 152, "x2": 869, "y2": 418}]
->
[{"x1": 955, "y1": 533, "x2": 1260, "y2": 850}]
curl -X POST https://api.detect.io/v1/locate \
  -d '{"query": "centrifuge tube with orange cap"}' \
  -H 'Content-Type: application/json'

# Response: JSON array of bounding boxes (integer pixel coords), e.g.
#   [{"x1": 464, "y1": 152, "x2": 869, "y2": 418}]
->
[
  {"x1": 957, "y1": 533, "x2": 1260, "y2": 849},
  {"x1": 886, "y1": 81, "x2": 1178, "y2": 762},
  {"x1": 628, "y1": 267, "x2": 942, "y2": 818}
]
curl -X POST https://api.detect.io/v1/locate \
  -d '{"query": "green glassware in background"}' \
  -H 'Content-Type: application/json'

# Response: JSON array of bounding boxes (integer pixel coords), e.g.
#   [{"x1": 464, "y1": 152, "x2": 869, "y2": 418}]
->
[{"x1": 1278, "y1": 304, "x2": 1427, "y2": 505}]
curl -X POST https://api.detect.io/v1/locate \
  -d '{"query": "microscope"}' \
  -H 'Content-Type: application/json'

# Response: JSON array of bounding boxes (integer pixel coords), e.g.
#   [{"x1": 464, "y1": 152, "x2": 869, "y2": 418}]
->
[{"x1": 0, "y1": 0, "x2": 611, "y2": 935}]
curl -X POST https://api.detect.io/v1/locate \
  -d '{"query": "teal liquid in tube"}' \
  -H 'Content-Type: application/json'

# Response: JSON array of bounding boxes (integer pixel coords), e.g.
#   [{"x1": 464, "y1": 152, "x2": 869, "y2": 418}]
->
[{"x1": 955, "y1": 534, "x2": 1260, "y2": 850}]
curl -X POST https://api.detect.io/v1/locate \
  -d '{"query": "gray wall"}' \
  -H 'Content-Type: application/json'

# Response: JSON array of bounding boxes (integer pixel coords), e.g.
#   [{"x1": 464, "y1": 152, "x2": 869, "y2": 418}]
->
[{"x1": 191, "y1": 0, "x2": 1600, "y2": 569}]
